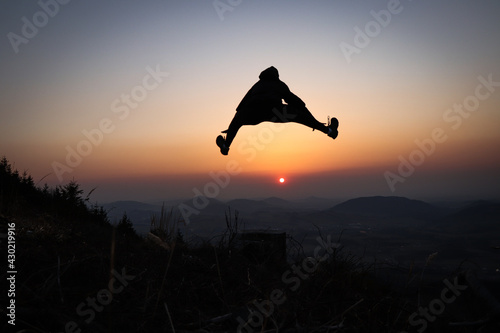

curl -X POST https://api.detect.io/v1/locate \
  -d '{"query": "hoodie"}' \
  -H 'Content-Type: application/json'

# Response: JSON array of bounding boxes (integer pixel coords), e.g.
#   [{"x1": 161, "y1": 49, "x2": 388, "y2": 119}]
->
[{"x1": 236, "y1": 66, "x2": 305, "y2": 112}]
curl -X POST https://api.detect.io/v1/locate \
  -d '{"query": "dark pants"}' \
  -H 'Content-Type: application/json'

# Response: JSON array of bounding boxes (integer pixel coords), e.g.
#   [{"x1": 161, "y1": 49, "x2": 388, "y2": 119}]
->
[{"x1": 223, "y1": 104, "x2": 327, "y2": 147}]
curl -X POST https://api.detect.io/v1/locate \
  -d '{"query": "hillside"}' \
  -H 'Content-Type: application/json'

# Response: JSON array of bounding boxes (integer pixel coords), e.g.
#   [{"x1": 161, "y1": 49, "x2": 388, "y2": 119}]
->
[
  {"x1": 330, "y1": 195, "x2": 445, "y2": 219},
  {"x1": 2, "y1": 157, "x2": 499, "y2": 332},
  {"x1": 430, "y1": 200, "x2": 500, "y2": 234},
  {"x1": 0, "y1": 157, "x2": 407, "y2": 332}
]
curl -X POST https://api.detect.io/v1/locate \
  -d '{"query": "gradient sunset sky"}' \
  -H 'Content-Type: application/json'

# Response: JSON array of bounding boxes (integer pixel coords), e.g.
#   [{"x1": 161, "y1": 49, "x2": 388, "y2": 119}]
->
[{"x1": 1, "y1": 0, "x2": 499, "y2": 202}]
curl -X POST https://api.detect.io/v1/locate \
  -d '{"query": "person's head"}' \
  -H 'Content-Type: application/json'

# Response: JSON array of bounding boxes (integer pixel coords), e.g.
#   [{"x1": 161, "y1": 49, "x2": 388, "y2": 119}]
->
[{"x1": 259, "y1": 66, "x2": 279, "y2": 81}]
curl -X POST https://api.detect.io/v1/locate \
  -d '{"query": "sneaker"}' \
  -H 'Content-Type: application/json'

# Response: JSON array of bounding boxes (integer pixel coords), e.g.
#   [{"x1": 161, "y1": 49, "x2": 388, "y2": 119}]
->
[
  {"x1": 216, "y1": 135, "x2": 229, "y2": 155},
  {"x1": 327, "y1": 117, "x2": 339, "y2": 139}
]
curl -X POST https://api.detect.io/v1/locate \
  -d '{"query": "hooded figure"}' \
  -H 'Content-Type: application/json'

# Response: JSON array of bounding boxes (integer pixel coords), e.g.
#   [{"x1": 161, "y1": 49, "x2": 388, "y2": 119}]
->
[
  {"x1": 216, "y1": 66, "x2": 338, "y2": 155},
  {"x1": 236, "y1": 66, "x2": 305, "y2": 114}
]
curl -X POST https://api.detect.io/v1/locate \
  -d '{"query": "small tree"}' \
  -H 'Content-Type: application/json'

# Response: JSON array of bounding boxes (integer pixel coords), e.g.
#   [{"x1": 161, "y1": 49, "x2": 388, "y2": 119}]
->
[
  {"x1": 56, "y1": 180, "x2": 86, "y2": 207},
  {"x1": 90, "y1": 203, "x2": 110, "y2": 226},
  {"x1": 116, "y1": 212, "x2": 137, "y2": 237}
]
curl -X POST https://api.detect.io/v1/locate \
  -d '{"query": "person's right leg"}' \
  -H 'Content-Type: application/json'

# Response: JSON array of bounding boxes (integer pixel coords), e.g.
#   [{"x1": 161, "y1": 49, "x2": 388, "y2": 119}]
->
[
  {"x1": 221, "y1": 109, "x2": 256, "y2": 147},
  {"x1": 223, "y1": 113, "x2": 244, "y2": 147},
  {"x1": 217, "y1": 109, "x2": 263, "y2": 155}
]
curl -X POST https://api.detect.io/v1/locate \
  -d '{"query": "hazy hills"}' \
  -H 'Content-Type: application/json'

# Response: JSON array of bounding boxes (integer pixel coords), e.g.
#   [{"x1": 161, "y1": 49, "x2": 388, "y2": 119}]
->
[
  {"x1": 330, "y1": 196, "x2": 445, "y2": 219},
  {"x1": 103, "y1": 195, "x2": 500, "y2": 284},
  {"x1": 103, "y1": 195, "x2": 499, "y2": 236}
]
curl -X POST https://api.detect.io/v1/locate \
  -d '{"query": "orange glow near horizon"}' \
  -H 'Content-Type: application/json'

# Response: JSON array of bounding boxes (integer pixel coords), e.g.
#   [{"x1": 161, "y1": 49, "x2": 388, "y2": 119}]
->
[{"x1": 18, "y1": 115, "x2": 499, "y2": 188}]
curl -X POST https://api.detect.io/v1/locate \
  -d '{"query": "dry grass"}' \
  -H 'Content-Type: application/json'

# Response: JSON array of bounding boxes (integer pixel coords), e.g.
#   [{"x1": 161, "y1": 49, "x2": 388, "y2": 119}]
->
[{"x1": 2, "y1": 157, "x2": 498, "y2": 332}]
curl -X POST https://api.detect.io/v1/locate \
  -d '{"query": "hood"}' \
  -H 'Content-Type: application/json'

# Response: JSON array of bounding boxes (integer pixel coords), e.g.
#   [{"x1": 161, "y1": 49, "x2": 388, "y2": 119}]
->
[{"x1": 259, "y1": 66, "x2": 279, "y2": 81}]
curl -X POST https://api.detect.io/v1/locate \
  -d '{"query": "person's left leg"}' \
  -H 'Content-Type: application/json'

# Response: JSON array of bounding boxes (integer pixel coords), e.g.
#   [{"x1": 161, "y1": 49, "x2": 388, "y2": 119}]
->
[
  {"x1": 272, "y1": 105, "x2": 327, "y2": 133},
  {"x1": 272, "y1": 104, "x2": 339, "y2": 138}
]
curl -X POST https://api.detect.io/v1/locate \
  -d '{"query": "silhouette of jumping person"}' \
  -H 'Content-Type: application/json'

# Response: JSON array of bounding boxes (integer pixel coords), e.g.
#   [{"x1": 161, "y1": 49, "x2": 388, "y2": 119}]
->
[{"x1": 216, "y1": 66, "x2": 338, "y2": 155}]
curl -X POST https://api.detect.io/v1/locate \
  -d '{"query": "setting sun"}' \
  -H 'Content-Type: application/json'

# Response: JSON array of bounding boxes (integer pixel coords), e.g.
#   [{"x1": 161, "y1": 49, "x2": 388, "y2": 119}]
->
[{"x1": 279, "y1": 177, "x2": 285, "y2": 183}]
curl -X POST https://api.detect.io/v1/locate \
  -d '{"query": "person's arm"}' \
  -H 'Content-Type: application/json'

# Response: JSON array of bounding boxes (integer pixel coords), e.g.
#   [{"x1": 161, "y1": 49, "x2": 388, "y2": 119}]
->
[{"x1": 280, "y1": 81, "x2": 305, "y2": 108}]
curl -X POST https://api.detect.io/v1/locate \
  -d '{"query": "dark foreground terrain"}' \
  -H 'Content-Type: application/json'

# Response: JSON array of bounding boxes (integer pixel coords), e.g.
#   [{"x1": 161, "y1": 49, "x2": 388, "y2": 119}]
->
[{"x1": 2, "y1": 157, "x2": 500, "y2": 332}]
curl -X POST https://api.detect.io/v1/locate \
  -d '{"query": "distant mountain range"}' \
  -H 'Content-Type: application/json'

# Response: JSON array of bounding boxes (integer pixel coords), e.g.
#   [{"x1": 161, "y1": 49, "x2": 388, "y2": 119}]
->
[
  {"x1": 330, "y1": 196, "x2": 445, "y2": 219},
  {"x1": 103, "y1": 195, "x2": 499, "y2": 269},
  {"x1": 102, "y1": 195, "x2": 500, "y2": 293},
  {"x1": 429, "y1": 200, "x2": 500, "y2": 233},
  {"x1": 102, "y1": 195, "x2": 499, "y2": 236}
]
